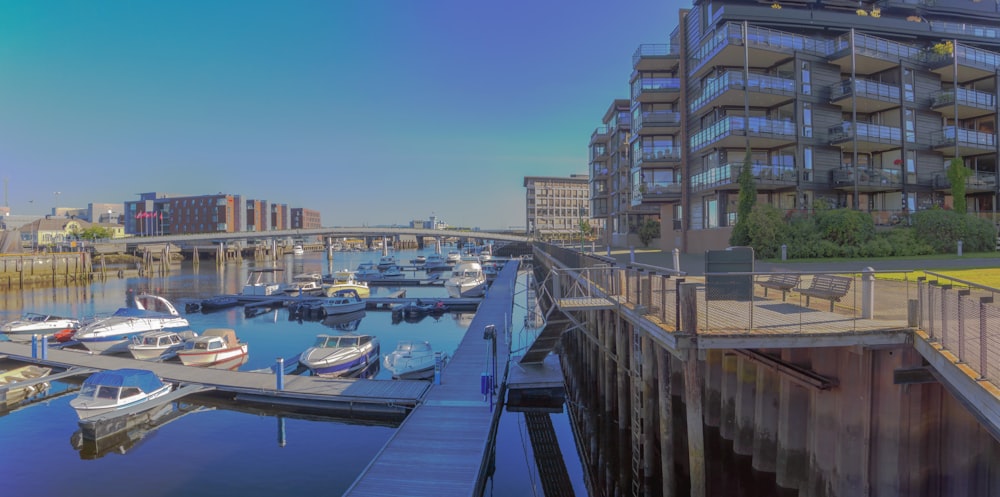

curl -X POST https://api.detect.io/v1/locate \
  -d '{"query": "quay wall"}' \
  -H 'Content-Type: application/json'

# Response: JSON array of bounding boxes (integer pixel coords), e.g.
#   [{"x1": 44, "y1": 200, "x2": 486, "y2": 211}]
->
[
  {"x1": 533, "y1": 244, "x2": 1000, "y2": 497},
  {"x1": 0, "y1": 253, "x2": 92, "y2": 290}
]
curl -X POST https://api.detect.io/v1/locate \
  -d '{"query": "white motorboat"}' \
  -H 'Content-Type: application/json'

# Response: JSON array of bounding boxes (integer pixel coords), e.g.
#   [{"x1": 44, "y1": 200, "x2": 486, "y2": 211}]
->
[
  {"x1": 128, "y1": 330, "x2": 198, "y2": 360},
  {"x1": 444, "y1": 261, "x2": 487, "y2": 298},
  {"x1": 383, "y1": 340, "x2": 448, "y2": 380},
  {"x1": 380, "y1": 265, "x2": 403, "y2": 278},
  {"x1": 300, "y1": 334, "x2": 380, "y2": 378},
  {"x1": 322, "y1": 289, "x2": 366, "y2": 316},
  {"x1": 376, "y1": 254, "x2": 397, "y2": 270},
  {"x1": 354, "y1": 262, "x2": 382, "y2": 281},
  {"x1": 74, "y1": 294, "x2": 190, "y2": 355},
  {"x1": 292, "y1": 244, "x2": 305, "y2": 256},
  {"x1": 69, "y1": 368, "x2": 173, "y2": 419},
  {"x1": 423, "y1": 253, "x2": 451, "y2": 274},
  {"x1": 242, "y1": 268, "x2": 285, "y2": 296},
  {"x1": 283, "y1": 273, "x2": 324, "y2": 296},
  {"x1": 322, "y1": 269, "x2": 370, "y2": 298},
  {"x1": 445, "y1": 250, "x2": 461, "y2": 264},
  {"x1": 0, "y1": 313, "x2": 80, "y2": 342},
  {"x1": 410, "y1": 255, "x2": 427, "y2": 265},
  {"x1": 176, "y1": 328, "x2": 248, "y2": 368}
]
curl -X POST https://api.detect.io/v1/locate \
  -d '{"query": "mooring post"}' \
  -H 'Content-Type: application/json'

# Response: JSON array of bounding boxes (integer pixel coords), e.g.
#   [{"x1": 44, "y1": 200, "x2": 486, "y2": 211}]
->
[
  {"x1": 40, "y1": 334, "x2": 48, "y2": 360},
  {"x1": 31, "y1": 334, "x2": 38, "y2": 359},
  {"x1": 434, "y1": 351, "x2": 443, "y2": 385},
  {"x1": 276, "y1": 357, "x2": 285, "y2": 390}
]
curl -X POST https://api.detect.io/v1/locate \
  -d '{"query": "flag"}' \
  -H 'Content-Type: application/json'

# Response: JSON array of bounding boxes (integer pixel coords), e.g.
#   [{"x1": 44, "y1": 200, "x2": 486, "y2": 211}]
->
[{"x1": 135, "y1": 212, "x2": 141, "y2": 219}]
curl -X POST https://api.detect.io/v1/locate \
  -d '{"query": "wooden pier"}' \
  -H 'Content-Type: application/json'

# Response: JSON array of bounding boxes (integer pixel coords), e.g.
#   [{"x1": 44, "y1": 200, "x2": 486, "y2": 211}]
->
[{"x1": 343, "y1": 259, "x2": 519, "y2": 497}]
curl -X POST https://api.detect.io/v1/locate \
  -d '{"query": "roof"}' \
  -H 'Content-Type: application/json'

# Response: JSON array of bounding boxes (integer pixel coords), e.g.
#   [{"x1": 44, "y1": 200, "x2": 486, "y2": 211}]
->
[{"x1": 82, "y1": 368, "x2": 165, "y2": 393}]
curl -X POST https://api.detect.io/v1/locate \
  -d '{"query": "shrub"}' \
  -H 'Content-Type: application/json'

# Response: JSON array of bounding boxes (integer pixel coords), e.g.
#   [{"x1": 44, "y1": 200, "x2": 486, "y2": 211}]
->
[
  {"x1": 814, "y1": 209, "x2": 875, "y2": 246},
  {"x1": 638, "y1": 219, "x2": 661, "y2": 247},
  {"x1": 912, "y1": 209, "x2": 995, "y2": 253},
  {"x1": 744, "y1": 204, "x2": 785, "y2": 258}
]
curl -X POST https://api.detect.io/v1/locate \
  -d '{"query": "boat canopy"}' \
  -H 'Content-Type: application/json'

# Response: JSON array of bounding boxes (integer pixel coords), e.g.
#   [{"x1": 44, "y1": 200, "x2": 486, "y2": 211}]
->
[{"x1": 82, "y1": 368, "x2": 165, "y2": 393}]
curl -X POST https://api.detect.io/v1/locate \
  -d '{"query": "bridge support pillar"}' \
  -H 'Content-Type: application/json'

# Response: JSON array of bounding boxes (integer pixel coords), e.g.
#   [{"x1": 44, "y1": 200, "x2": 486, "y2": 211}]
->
[
  {"x1": 752, "y1": 358, "x2": 779, "y2": 473},
  {"x1": 704, "y1": 350, "x2": 722, "y2": 428},
  {"x1": 657, "y1": 348, "x2": 676, "y2": 497},
  {"x1": 720, "y1": 352, "x2": 738, "y2": 442},
  {"x1": 683, "y1": 350, "x2": 706, "y2": 497},
  {"x1": 734, "y1": 355, "x2": 757, "y2": 456},
  {"x1": 776, "y1": 348, "x2": 809, "y2": 491}
]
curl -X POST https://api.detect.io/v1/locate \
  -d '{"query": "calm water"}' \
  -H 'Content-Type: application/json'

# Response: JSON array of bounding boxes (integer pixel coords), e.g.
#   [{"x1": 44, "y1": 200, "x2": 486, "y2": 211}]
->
[{"x1": 0, "y1": 248, "x2": 586, "y2": 497}]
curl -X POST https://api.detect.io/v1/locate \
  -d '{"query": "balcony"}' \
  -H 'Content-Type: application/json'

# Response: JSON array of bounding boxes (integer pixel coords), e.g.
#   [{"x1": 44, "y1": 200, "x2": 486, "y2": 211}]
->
[
  {"x1": 932, "y1": 127, "x2": 997, "y2": 157},
  {"x1": 933, "y1": 172, "x2": 998, "y2": 194},
  {"x1": 591, "y1": 165, "x2": 609, "y2": 179},
  {"x1": 590, "y1": 126, "x2": 610, "y2": 145},
  {"x1": 635, "y1": 148, "x2": 682, "y2": 167},
  {"x1": 631, "y1": 77, "x2": 680, "y2": 104},
  {"x1": 831, "y1": 167, "x2": 903, "y2": 192},
  {"x1": 633, "y1": 180, "x2": 682, "y2": 204},
  {"x1": 689, "y1": 71, "x2": 794, "y2": 114},
  {"x1": 689, "y1": 22, "x2": 828, "y2": 79},
  {"x1": 691, "y1": 162, "x2": 797, "y2": 193},
  {"x1": 828, "y1": 122, "x2": 902, "y2": 153},
  {"x1": 829, "y1": 79, "x2": 901, "y2": 114},
  {"x1": 931, "y1": 88, "x2": 997, "y2": 120},
  {"x1": 633, "y1": 110, "x2": 681, "y2": 136},
  {"x1": 690, "y1": 116, "x2": 797, "y2": 152},
  {"x1": 828, "y1": 32, "x2": 921, "y2": 74},
  {"x1": 927, "y1": 44, "x2": 1000, "y2": 82},
  {"x1": 632, "y1": 43, "x2": 679, "y2": 72}
]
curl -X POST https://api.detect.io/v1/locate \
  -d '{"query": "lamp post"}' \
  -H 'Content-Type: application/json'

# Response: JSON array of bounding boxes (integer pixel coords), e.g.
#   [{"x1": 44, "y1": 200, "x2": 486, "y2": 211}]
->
[
  {"x1": 579, "y1": 207, "x2": 586, "y2": 253},
  {"x1": 53, "y1": 191, "x2": 61, "y2": 217}
]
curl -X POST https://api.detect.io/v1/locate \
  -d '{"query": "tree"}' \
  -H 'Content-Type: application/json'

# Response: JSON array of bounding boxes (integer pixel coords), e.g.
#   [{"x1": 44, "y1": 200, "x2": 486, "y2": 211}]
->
[
  {"x1": 72, "y1": 225, "x2": 115, "y2": 241},
  {"x1": 947, "y1": 157, "x2": 972, "y2": 214},
  {"x1": 638, "y1": 219, "x2": 660, "y2": 247},
  {"x1": 729, "y1": 150, "x2": 757, "y2": 246}
]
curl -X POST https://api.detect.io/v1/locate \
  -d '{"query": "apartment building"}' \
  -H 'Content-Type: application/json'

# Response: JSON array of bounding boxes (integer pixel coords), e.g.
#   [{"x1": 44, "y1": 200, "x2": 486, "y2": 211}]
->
[
  {"x1": 291, "y1": 208, "x2": 322, "y2": 229},
  {"x1": 523, "y1": 174, "x2": 594, "y2": 239},
  {"x1": 126, "y1": 193, "x2": 316, "y2": 236},
  {"x1": 592, "y1": 0, "x2": 1000, "y2": 252}
]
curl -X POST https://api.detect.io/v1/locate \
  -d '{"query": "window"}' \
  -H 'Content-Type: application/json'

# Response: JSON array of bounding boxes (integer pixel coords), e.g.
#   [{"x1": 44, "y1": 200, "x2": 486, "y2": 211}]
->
[
  {"x1": 904, "y1": 109, "x2": 915, "y2": 142},
  {"x1": 903, "y1": 68, "x2": 914, "y2": 102},
  {"x1": 802, "y1": 103, "x2": 813, "y2": 138},
  {"x1": 803, "y1": 146, "x2": 813, "y2": 181},
  {"x1": 801, "y1": 61, "x2": 811, "y2": 95},
  {"x1": 704, "y1": 198, "x2": 719, "y2": 229}
]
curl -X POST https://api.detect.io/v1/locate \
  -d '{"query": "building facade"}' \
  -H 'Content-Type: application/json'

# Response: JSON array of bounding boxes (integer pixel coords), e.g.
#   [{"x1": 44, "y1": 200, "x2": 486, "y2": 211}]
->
[
  {"x1": 523, "y1": 174, "x2": 594, "y2": 239},
  {"x1": 592, "y1": 0, "x2": 1000, "y2": 252},
  {"x1": 125, "y1": 193, "x2": 316, "y2": 236},
  {"x1": 291, "y1": 208, "x2": 322, "y2": 229}
]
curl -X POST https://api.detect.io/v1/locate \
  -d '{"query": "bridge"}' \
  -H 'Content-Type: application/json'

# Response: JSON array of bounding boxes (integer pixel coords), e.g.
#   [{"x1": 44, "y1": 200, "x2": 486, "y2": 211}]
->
[{"x1": 101, "y1": 227, "x2": 529, "y2": 251}]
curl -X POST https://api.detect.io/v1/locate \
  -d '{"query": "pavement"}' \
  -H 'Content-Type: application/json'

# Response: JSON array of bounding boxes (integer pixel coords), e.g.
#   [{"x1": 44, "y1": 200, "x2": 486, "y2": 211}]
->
[{"x1": 601, "y1": 247, "x2": 1000, "y2": 276}]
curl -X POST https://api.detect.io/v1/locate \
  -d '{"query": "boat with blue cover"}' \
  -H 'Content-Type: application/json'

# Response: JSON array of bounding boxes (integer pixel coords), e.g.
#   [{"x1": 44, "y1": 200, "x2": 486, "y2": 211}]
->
[{"x1": 69, "y1": 368, "x2": 173, "y2": 419}]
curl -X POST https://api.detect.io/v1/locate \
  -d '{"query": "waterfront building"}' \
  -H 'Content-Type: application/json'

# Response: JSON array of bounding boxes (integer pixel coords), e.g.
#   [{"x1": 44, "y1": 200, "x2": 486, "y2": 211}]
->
[
  {"x1": 270, "y1": 202, "x2": 289, "y2": 231},
  {"x1": 291, "y1": 208, "x2": 322, "y2": 229},
  {"x1": 88, "y1": 202, "x2": 124, "y2": 224},
  {"x1": 523, "y1": 174, "x2": 595, "y2": 240},
  {"x1": 18, "y1": 217, "x2": 92, "y2": 248},
  {"x1": 592, "y1": 0, "x2": 1000, "y2": 252}
]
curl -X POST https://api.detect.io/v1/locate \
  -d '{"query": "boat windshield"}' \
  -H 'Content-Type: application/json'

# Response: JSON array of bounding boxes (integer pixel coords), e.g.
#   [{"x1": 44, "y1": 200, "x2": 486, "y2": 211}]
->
[{"x1": 97, "y1": 385, "x2": 120, "y2": 400}]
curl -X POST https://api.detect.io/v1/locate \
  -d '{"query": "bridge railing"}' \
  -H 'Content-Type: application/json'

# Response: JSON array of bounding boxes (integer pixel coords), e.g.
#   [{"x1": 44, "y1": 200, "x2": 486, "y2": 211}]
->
[{"x1": 919, "y1": 272, "x2": 1000, "y2": 387}]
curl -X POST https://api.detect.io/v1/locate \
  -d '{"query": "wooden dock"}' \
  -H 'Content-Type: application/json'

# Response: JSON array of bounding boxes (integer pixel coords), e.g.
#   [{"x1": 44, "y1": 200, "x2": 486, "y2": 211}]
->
[
  {"x1": 0, "y1": 342, "x2": 431, "y2": 421},
  {"x1": 344, "y1": 259, "x2": 520, "y2": 497}
]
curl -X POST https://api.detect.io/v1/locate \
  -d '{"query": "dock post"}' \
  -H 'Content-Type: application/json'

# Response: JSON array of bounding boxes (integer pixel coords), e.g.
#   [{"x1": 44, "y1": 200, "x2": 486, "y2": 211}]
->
[
  {"x1": 434, "y1": 352, "x2": 442, "y2": 385},
  {"x1": 31, "y1": 334, "x2": 38, "y2": 358},
  {"x1": 41, "y1": 334, "x2": 48, "y2": 360},
  {"x1": 276, "y1": 358, "x2": 285, "y2": 390}
]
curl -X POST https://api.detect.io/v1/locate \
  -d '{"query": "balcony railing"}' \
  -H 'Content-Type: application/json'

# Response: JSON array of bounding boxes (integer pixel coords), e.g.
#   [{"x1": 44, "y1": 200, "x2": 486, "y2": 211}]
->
[
  {"x1": 691, "y1": 162, "x2": 796, "y2": 190},
  {"x1": 935, "y1": 126, "x2": 997, "y2": 149},
  {"x1": 637, "y1": 148, "x2": 682, "y2": 165},
  {"x1": 831, "y1": 167, "x2": 903, "y2": 188},
  {"x1": 690, "y1": 117, "x2": 796, "y2": 152},
  {"x1": 632, "y1": 43, "x2": 678, "y2": 66},
  {"x1": 635, "y1": 110, "x2": 681, "y2": 129},
  {"x1": 689, "y1": 71, "x2": 795, "y2": 113},
  {"x1": 829, "y1": 122, "x2": 902, "y2": 143},
  {"x1": 933, "y1": 172, "x2": 998, "y2": 191},
  {"x1": 830, "y1": 78, "x2": 901, "y2": 102},
  {"x1": 932, "y1": 88, "x2": 997, "y2": 109},
  {"x1": 631, "y1": 77, "x2": 681, "y2": 100},
  {"x1": 925, "y1": 43, "x2": 1000, "y2": 70},
  {"x1": 930, "y1": 21, "x2": 1000, "y2": 40},
  {"x1": 831, "y1": 32, "x2": 922, "y2": 63}
]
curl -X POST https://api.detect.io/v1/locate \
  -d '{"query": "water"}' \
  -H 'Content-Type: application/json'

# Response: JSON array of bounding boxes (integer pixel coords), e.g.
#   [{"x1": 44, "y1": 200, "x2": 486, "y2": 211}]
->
[{"x1": 0, "y1": 248, "x2": 586, "y2": 497}]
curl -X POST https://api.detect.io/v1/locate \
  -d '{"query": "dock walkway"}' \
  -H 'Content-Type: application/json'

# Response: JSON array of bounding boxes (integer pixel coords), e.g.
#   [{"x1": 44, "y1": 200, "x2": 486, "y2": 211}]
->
[
  {"x1": 0, "y1": 342, "x2": 430, "y2": 420},
  {"x1": 344, "y1": 259, "x2": 519, "y2": 497}
]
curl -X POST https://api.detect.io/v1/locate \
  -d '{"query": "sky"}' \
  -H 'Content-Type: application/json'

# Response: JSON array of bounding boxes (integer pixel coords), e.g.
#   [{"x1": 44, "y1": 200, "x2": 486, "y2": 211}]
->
[{"x1": 1, "y1": 0, "x2": 687, "y2": 229}]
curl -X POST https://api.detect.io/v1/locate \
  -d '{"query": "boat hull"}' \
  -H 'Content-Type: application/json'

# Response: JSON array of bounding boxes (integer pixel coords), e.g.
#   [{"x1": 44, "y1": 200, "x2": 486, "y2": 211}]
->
[
  {"x1": 176, "y1": 345, "x2": 249, "y2": 367},
  {"x1": 76, "y1": 316, "x2": 190, "y2": 355},
  {"x1": 71, "y1": 383, "x2": 173, "y2": 419},
  {"x1": 303, "y1": 343, "x2": 380, "y2": 378}
]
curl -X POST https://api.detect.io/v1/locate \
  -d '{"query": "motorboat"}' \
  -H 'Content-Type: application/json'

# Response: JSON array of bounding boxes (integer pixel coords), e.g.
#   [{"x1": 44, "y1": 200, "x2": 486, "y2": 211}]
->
[
  {"x1": 69, "y1": 368, "x2": 173, "y2": 420},
  {"x1": 383, "y1": 341, "x2": 448, "y2": 380},
  {"x1": 300, "y1": 334, "x2": 380, "y2": 378},
  {"x1": 0, "y1": 364, "x2": 52, "y2": 406},
  {"x1": 196, "y1": 296, "x2": 240, "y2": 312},
  {"x1": 444, "y1": 261, "x2": 487, "y2": 298},
  {"x1": 283, "y1": 273, "x2": 324, "y2": 296},
  {"x1": 482, "y1": 262, "x2": 500, "y2": 282},
  {"x1": 128, "y1": 330, "x2": 198, "y2": 360},
  {"x1": 410, "y1": 255, "x2": 427, "y2": 265},
  {"x1": 391, "y1": 300, "x2": 448, "y2": 320},
  {"x1": 0, "y1": 313, "x2": 80, "y2": 342},
  {"x1": 354, "y1": 262, "x2": 382, "y2": 281},
  {"x1": 176, "y1": 328, "x2": 248, "y2": 368},
  {"x1": 242, "y1": 268, "x2": 285, "y2": 296},
  {"x1": 74, "y1": 294, "x2": 190, "y2": 355},
  {"x1": 322, "y1": 289, "x2": 366, "y2": 316},
  {"x1": 322, "y1": 269, "x2": 370, "y2": 298},
  {"x1": 445, "y1": 250, "x2": 462, "y2": 264},
  {"x1": 376, "y1": 254, "x2": 397, "y2": 270},
  {"x1": 292, "y1": 244, "x2": 305, "y2": 256},
  {"x1": 380, "y1": 265, "x2": 404, "y2": 278},
  {"x1": 423, "y1": 253, "x2": 451, "y2": 274}
]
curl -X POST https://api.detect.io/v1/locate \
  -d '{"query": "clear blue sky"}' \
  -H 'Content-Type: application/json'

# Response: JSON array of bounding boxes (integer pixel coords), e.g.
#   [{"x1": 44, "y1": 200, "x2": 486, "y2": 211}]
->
[{"x1": 1, "y1": 0, "x2": 687, "y2": 229}]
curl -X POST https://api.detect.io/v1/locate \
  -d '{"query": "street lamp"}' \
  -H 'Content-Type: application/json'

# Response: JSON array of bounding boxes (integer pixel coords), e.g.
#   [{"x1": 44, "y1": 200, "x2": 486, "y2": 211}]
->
[
  {"x1": 53, "y1": 191, "x2": 61, "y2": 217},
  {"x1": 579, "y1": 207, "x2": 587, "y2": 253}
]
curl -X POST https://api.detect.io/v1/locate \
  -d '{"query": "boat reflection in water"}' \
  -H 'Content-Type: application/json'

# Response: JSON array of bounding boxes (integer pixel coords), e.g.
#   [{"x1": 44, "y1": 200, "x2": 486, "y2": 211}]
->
[
  {"x1": 70, "y1": 402, "x2": 209, "y2": 460},
  {"x1": 321, "y1": 310, "x2": 366, "y2": 331}
]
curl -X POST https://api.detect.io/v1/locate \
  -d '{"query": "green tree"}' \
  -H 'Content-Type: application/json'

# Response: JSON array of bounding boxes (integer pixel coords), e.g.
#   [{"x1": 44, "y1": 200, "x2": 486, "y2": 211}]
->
[
  {"x1": 72, "y1": 225, "x2": 115, "y2": 241},
  {"x1": 729, "y1": 150, "x2": 757, "y2": 246},
  {"x1": 947, "y1": 157, "x2": 971, "y2": 214},
  {"x1": 638, "y1": 219, "x2": 660, "y2": 247}
]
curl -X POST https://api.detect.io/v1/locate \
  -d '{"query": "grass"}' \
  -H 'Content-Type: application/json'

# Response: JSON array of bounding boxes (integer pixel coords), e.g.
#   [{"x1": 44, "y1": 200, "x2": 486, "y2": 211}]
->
[{"x1": 764, "y1": 252, "x2": 1000, "y2": 288}]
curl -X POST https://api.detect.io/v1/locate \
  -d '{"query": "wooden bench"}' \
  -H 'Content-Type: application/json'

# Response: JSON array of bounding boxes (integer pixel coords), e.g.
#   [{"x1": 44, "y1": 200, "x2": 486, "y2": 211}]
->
[
  {"x1": 795, "y1": 275, "x2": 852, "y2": 311},
  {"x1": 757, "y1": 273, "x2": 800, "y2": 301}
]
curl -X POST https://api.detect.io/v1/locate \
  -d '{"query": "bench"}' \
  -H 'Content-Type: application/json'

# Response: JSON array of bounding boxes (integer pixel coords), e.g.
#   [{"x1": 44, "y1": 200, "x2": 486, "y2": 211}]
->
[
  {"x1": 757, "y1": 273, "x2": 800, "y2": 301},
  {"x1": 795, "y1": 275, "x2": 852, "y2": 311}
]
